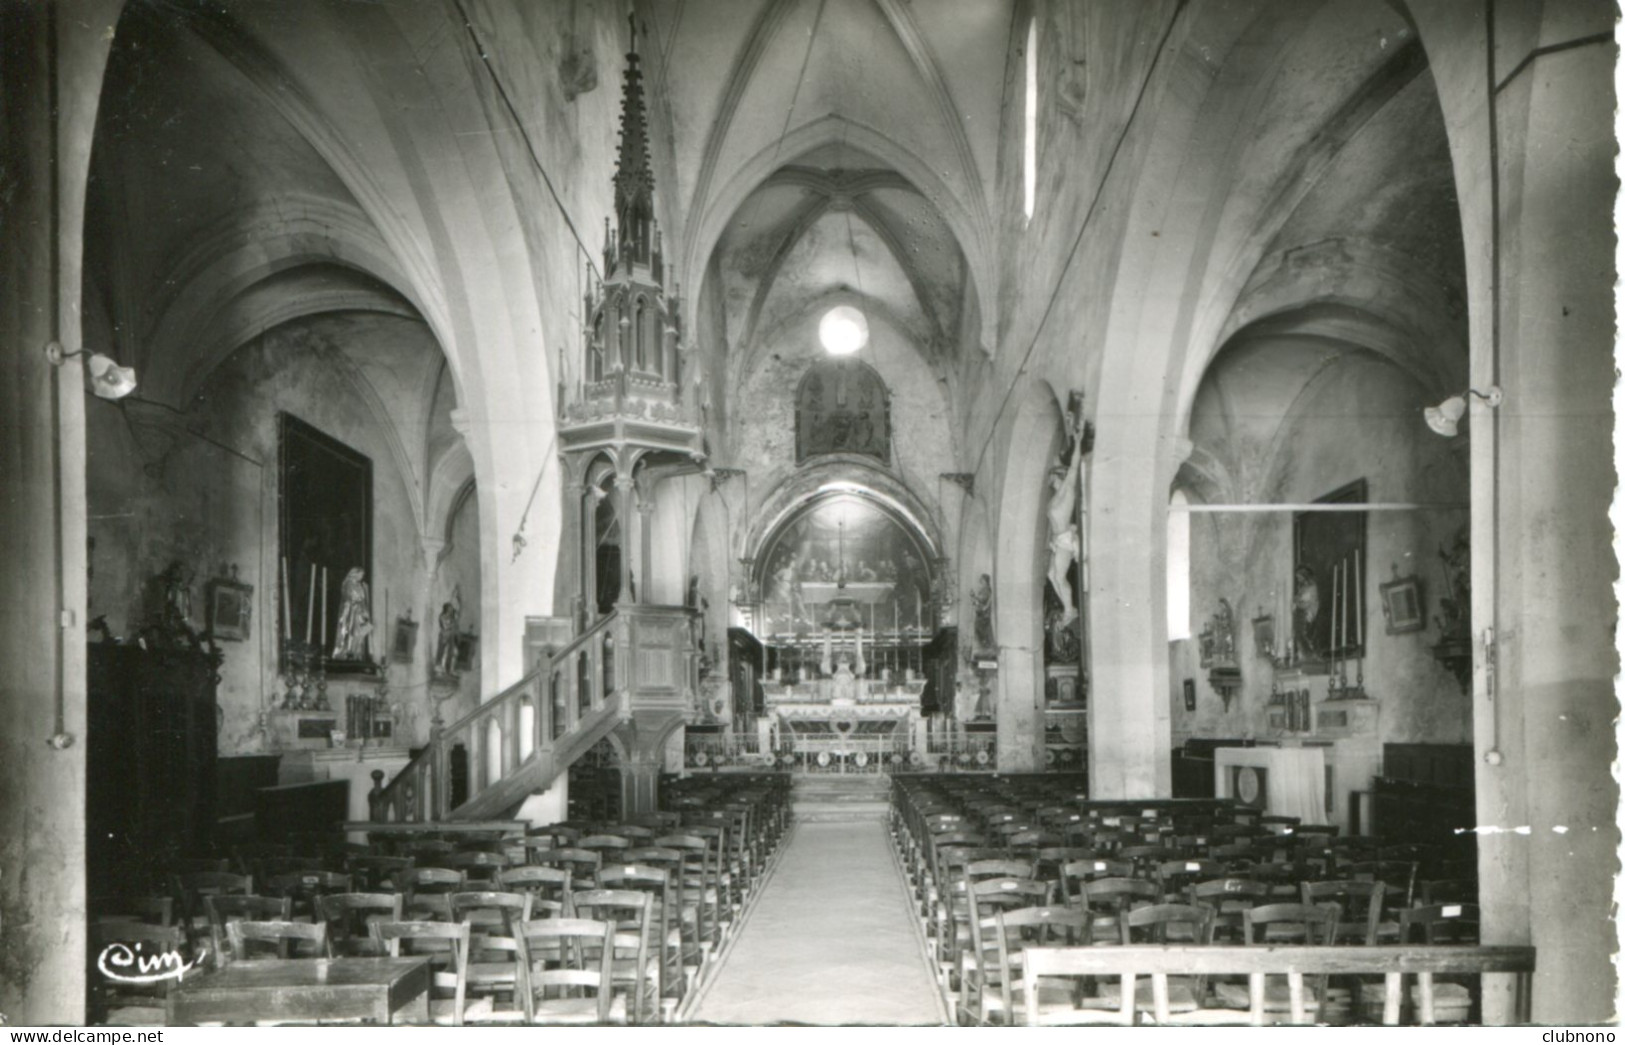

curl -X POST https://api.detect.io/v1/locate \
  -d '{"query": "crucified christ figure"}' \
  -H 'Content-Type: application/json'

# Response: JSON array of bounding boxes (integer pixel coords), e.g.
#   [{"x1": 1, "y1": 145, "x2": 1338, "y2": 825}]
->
[{"x1": 1045, "y1": 421, "x2": 1087, "y2": 622}]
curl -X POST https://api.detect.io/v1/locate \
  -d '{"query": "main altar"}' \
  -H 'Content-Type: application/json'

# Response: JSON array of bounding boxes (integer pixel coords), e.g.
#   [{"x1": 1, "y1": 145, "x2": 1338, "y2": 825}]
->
[{"x1": 753, "y1": 617, "x2": 930, "y2": 765}]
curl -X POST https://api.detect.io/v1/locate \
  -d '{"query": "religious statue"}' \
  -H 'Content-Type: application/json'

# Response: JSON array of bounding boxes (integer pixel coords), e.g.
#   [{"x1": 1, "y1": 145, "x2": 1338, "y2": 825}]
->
[
  {"x1": 1435, "y1": 528, "x2": 1471, "y2": 641},
  {"x1": 1045, "y1": 421, "x2": 1087, "y2": 621},
  {"x1": 1293, "y1": 564, "x2": 1322, "y2": 659},
  {"x1": 971, "y1": 573, "x2": 995, "y2": 652},
  {"x1": 1212, "y1": 598, "x2": 1237, "y2": 665},
  {"x1": 332, "y1": 567, "x2": 373, "y2": 661},
  {"x1": 435, "y1": 587, "x2": 462, "y2": 675},
  {"x1": 768, "y1": 551, "x2": 805, "y2": 626},
  {"x1": 831, "y1": 656, "x2": 859, "y2": 704},
  {"x1": 160, "y1": 560, "x2": 196, "y2": 639}
]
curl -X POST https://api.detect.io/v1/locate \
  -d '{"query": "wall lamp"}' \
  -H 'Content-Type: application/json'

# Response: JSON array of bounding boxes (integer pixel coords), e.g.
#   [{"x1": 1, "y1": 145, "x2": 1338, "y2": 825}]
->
[
  {"x1": 1424, "y1": 386, "x2": 1502, "y2": 438},
  {"x1": 45, "y1": 341, "x2": 138, "y2": 400}
]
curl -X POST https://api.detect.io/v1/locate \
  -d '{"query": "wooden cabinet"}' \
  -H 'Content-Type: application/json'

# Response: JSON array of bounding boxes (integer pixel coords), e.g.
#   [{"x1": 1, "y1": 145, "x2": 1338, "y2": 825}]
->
[
  {"x1": 1373, "y1": 742, "x2": 1476, "y2": 872},
  {"x1": 87, "y1": 644, "x2": 220, "y2": 898}
]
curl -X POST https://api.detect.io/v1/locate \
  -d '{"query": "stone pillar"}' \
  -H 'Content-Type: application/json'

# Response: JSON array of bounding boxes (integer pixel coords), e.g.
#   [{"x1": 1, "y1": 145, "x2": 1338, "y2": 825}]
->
[
  {"x1": 613, "y1": 474, "x2": 637, "y2": 605},
  {"x1": 1406, "y1": 0, "x2": 1617, "y2": 1023},
  {"x1": 1084, "y1": 432, "x2": 1175, "y2": 798},
  {"x1": 637, "y1": 496, "x2": 656, "y2": 608},
  {"x1": 0, "y1": 1, "x2": 120, "y2": 1024}
]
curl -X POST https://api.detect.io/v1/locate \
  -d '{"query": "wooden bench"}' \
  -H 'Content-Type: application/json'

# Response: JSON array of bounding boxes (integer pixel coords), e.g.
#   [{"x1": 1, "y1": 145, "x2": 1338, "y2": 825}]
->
[{"x1": 1020, "y1": 944, "x2": 1535, "y2": 1026}]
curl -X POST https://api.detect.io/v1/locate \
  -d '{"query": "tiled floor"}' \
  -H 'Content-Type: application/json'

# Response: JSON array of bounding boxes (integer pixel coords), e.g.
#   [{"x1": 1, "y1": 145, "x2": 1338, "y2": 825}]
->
[{"x1": 688, "y1": 820, "x2": 948, "y2": 1025}]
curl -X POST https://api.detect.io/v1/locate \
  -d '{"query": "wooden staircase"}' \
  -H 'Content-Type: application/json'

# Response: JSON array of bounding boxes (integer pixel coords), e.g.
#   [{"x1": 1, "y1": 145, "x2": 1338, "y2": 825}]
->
[{"x1": 369, "y1": 605, "x2": 698, "y2": 822}]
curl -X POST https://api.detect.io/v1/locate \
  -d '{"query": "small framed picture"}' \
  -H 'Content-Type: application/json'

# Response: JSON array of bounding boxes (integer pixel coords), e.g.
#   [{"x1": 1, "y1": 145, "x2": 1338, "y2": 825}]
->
[
  {"x1": 1252, "y1": 614, "x2": 1275, "y2": 659},
  {"x1": 392, "y1": 614, "x2": 419, "y2": 664},
  {"x1": 206, "y1": 572, "x2": 253, "y2": 642},
  {"x1": 1380, "y1": 574, "x2": 1425, "y2": 635},
  {"x1": 1183, "y1": 678, "x2": 1197, "y2": 712},
  {"x1": 455, "y1": 632, "x2": 479, "y2": 673}
]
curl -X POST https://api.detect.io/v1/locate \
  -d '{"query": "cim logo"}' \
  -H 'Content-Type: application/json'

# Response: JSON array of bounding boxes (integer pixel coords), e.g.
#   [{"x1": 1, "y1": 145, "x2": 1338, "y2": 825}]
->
[{"x1": 96, "y1": 941, "x2": 206, "y2": 984}]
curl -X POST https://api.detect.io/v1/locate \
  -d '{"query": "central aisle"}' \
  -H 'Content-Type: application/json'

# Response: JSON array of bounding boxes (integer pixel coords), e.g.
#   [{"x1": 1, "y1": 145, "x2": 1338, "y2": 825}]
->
[{"x1": 688, "y1": 819, "x2": 948, "y2": 1025}]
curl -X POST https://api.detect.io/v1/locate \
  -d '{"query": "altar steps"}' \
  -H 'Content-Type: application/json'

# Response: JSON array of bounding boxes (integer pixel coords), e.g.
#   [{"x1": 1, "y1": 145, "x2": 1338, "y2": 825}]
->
[{"x1": 791, "y1": 774, "x2": 892, "y2": 822}]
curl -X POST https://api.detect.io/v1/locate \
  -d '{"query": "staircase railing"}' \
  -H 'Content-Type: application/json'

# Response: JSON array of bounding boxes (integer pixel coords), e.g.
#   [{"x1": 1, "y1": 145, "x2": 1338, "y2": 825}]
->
[{"x1": 369, "y1": 610, "x2": 625, "y2": 822}]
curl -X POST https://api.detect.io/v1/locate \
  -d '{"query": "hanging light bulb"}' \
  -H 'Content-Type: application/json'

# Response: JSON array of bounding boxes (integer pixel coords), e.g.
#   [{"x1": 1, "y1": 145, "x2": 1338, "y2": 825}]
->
[
  {"x1": 45, "y1": 342, "x2": 138, "y2": 401},
  {"x1": 1424, "y1": 386, "x2": 1502, "y2": 437},
  {"x1": 819, "y1": 305, "x2": 868, "y2": 356}
]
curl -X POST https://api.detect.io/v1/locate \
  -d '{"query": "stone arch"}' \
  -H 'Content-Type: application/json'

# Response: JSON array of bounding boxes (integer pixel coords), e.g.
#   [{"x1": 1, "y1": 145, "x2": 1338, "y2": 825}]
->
[
  {"x1": 683, "y1": 114, "x2": 994, "y2": 352},
  {"x1": 991, "y1": 383, "x2": 1066, "y2": 773}
]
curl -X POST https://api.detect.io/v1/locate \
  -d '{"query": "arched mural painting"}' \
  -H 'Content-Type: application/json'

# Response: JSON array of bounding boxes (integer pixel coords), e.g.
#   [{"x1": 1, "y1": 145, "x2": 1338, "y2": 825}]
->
[{"x1": 754, "y1": 492, "x2": 934, "y2": 637}]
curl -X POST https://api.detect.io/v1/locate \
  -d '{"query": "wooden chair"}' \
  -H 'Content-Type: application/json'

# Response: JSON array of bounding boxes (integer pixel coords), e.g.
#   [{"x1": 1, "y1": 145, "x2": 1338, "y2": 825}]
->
[
  {"x1": 1155, "y1": 859, "x2": 1226, "y2": 902},
  {"x1": 1393, "y1": 903, "x2": 1480, "y2": 1024},
  {"x1": 346, "y1": 854, "x2": 414, "y2": 892},
  {"x1": 497, "y1": 866, "x2": 574, "y2": 917},
  {"x1": 401, "y1": 867, "x2": 467, "y2": 921},
  {"x1": 444, "y1": 850, "x2": 509, "y2": 884},
  {"x1": 264, "y1": 870, "x2": 353, "y2": 921},
  {"x1": 598, "y1": 863, "x2": 685, "y2": 1006},
  {"x1": 1099, "y1": 904, "x2": 1216, "y2": 1021},
  {"x1": 89, "y1": 920, "x2": 192, "y2": 1025},
  {"x1": 171, "y1": 871, "x2": 253, "y2": 945},
  {"x1": 1015, "y1": 945, "x2": 1136, "y2": 1026},
  {"x1": 1188, "y1": 878, "x2": 1271, "y2": 943},
  {"x1": 530, "y1": 847, "x2": 603, "y2": 890},
  {"x1": 315, "y1": 892, "x2": 402, "y2": 957},
  {"x1": 1209, "y1": 903, "x2": 1341, "y2": 1023},
  {"x1": 570, "y1": 888, "x2": 658, "y2": 1024},
  {"x1": 519, "y1": 918, "x2": 625, "y2": 1024},
  {"x1": 1300, "y1": 879, "x2": 1385, "y2": 945},
  {"x1": 984, "y1": 905, "x2": 1092, "y2": 1025},
  {"x1": 203, "y1": 894, "x2": 292, "y2": 967},
  {"x1": 656, "y1": 833, "x2": 722, "y2": 950},
  {"x1": 957, "y1": 879, "x2": 1059, "y2": 1025},
  {"x1": 1057, "y1": 858, "x2": 1135, "y2": 905},
  {"x1": 224, "y1": 919, "x2": 327, "y2": 961},
  {"x1": 371, "y1": 920, "x2": 472, "y2": 1025},
  {"x1": 1070, "y1": 876, "x2": 1158, "y2": 941}
]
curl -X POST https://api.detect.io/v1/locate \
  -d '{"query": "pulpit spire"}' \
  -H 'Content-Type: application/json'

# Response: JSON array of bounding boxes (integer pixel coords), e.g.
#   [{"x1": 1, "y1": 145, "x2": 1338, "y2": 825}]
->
[{"x1": 609, "y1": 12, "x2": 660, "y2": 279}]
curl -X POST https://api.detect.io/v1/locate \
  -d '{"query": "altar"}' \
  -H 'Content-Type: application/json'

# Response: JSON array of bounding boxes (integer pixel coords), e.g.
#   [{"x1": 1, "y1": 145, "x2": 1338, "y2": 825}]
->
[{"x1": 758, "y1": 673, "x2": 928, "y2": 762}]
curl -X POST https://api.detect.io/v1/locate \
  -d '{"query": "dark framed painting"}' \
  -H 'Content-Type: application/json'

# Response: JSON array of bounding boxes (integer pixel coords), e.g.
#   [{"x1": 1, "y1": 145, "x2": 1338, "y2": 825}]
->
[
  {"x1": 1380, "y1": 573, "x2": 1425, "y2": 635},
  {"x1": 278, "y1": 413, "x2": 373, "y2": 671},
  {"x1": 206, "y1": 573, "x2": 253, "y2": 642},
  {"x1": 391, "y1": 614, "x2": 419, "y2": 664},
  {"x1": 1292, "y1": 479, "x2": 1367, "y2": 670},
  {"x1": 1182, "y1": 678, "x2": 1196, "y2": 712}
]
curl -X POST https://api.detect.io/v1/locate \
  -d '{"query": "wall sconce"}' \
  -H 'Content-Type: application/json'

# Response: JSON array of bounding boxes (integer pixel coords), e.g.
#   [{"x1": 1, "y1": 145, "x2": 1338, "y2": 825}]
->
[
  {"x1": 45, "y1": 341, "x2": 138, "y2": 400},
  {"x1": 1424, "y1": 386, "x2": 1502, "y2": 437}
]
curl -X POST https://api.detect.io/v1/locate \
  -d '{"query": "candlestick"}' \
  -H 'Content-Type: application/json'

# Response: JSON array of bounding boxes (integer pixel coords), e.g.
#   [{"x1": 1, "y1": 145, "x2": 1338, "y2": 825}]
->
[
  {"x1": 320, "y1": 567, "x2": 328, "y2": 649},
  {"x1": 281, "y1": 557, "x2": 293, "y2": 641},
  {"x1": 306, "y1": 563, "x2": 317, "y2": 644},
  {"x1": 1354, "y1": 548, "x2": 1362, "y2": 647},
  {"x1": 1329, "y1": 562, "x2": 1339, "y2": 659}
]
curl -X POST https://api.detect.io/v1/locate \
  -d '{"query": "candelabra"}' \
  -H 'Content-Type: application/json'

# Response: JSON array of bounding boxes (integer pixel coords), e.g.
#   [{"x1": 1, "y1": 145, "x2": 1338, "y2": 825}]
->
[{"x1": 280, "y1": 641, "x2": 330, "y2": 710}]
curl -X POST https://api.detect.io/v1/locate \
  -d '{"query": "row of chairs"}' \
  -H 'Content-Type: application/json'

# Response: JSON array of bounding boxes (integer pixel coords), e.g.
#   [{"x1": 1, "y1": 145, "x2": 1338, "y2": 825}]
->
[
  {"x1": 888, "y1": 778, "x2": 1480, "y2": 1025},
  {"x1": 93, "y1": 773, "x2": 791, "y2": 1026}
]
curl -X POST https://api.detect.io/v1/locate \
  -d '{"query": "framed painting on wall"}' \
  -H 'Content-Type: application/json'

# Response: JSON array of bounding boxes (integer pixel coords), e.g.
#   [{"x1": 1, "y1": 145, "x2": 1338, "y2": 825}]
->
[
  {"x1": 278, "y1": 412, "x2": 373, "y2": 672},
  {"x1": 1292, "y1": 479, "x2": 1367, "y2": 671},
  {"x1": 1380, "y1": 573, "x2": 1425, "y2": 635}
]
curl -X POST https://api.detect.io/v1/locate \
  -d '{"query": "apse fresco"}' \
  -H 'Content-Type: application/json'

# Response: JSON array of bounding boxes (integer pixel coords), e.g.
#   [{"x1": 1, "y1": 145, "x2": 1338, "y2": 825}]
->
[{"x1": 757, "y1": 495, "x2": 933, "y2": 635}]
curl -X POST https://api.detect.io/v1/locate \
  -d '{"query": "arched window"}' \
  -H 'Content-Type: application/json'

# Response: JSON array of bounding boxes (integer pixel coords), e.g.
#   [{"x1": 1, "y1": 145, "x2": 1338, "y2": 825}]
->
[
  {"x1": 1023, "y1": 17, "x2": 1038, "y2": 223},
  {"x1": 1166, "y1": 489, "x2": 1191, "y2": 640}
]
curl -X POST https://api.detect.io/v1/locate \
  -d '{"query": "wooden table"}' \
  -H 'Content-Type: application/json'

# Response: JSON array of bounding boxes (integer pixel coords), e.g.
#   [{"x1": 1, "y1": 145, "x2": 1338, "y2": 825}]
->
[{"x1": 166, "y1": 958, "x2": 430, "y2": 1026}]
